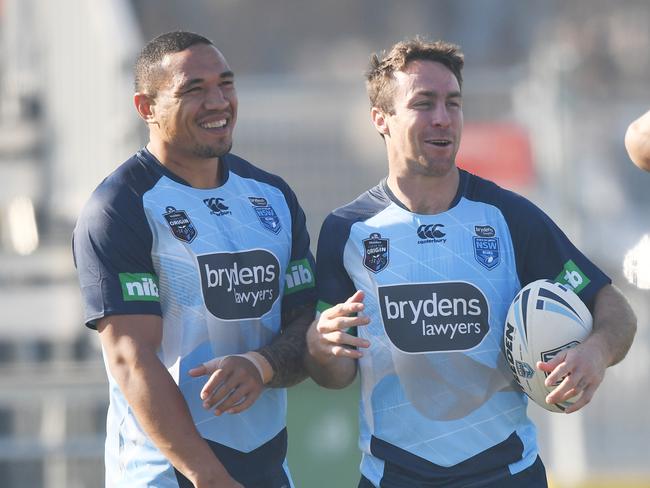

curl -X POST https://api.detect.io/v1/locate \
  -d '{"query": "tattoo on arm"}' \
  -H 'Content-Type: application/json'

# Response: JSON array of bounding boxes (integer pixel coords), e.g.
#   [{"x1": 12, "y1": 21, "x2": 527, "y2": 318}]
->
[{"x1": 257, "y1": 302, "x2": 315, "y2": 388}]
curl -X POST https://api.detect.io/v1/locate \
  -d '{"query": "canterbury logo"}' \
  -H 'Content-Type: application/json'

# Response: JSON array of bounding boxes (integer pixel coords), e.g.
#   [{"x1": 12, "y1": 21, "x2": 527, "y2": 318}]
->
[
  {"x1": 203, "y1": 197, "x2": 231, "y2": 216},
  {"x1": 417, "y1": 224, "x2": 446, "y2": 239}
]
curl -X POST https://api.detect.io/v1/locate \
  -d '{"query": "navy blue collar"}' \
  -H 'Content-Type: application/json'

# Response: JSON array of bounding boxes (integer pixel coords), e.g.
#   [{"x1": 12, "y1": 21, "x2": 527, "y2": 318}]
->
[{"x1": 138, "y1": 147, "x2": 231, "y2": 188}]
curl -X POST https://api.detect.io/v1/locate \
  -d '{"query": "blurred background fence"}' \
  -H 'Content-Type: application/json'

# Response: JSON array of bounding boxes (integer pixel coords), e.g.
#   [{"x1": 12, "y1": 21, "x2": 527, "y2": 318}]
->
[{"x1": 0, "y1": 1, "x2": 649, "y2": 486}]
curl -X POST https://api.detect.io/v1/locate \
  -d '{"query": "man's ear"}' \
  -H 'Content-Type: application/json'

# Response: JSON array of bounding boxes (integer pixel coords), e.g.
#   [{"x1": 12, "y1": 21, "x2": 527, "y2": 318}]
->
[
  {"x1": 134, "y1": 92, "x2": 156, "y2": 124},
  {"x1": 371, "y1": 107, "x2": 390, "y2": 137}
]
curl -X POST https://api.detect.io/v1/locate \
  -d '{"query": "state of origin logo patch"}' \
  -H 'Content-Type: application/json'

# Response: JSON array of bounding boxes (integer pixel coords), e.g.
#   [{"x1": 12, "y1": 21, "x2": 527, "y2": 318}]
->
[
  {"x1": 363, "y1": 233, "x2": 389, "y2": 273},
  {"x1": 163, "y1": 206, "x2": 197, "y2": 243}
]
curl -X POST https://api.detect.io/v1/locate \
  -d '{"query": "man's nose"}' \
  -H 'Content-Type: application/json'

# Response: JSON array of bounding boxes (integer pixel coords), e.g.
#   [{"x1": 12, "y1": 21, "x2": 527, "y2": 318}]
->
[
  {"x1": 431, "y1": 103, "x2": 451, "y2": 127},
  {"x1": 204, "y1": 87, "x2": 229, "y2": 110}
]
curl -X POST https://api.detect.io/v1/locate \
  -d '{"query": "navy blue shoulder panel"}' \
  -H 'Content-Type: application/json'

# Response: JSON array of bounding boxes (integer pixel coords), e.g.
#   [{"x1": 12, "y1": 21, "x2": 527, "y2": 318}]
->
[
  {"x1": 225, "y1": 153, "x2": 306, "y2": 255},
  {"x1": 72, "y1": 150, "x2": 164, "y2": 327},
  {"x1": 459, "y1": 170, "x2": 610, "y2": 308},
  {"x1": 225, "y1": 153, "x2": 288, "y2": 193},
  {"x1": 317, "y1": 183, "x2": 392, "y2": 308},
  {"x1": 226, "y1": 153, "x2": 317, "y2": 311}
]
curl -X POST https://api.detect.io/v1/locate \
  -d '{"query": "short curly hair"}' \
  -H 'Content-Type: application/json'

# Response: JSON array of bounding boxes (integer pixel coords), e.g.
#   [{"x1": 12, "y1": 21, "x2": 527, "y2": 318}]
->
[
  {"x1": 134, "y1": 31, "x2": 214, "y2": 96},
  {"x1": 365, "y1": 37, "x2": 464, "y2": 114}
]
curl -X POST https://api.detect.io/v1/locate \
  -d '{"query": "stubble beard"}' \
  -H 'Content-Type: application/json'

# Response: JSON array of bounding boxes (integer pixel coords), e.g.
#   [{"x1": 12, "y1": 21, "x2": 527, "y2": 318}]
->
[
  {"x1": 192, "y1": 140, "x2": 233, "y2": 159},
  {"x1": 409, "y1": 154, "x2": 456, "y2": 178}
]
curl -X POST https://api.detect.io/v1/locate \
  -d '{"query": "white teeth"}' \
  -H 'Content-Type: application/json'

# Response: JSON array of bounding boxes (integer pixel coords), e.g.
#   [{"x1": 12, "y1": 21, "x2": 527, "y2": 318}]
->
[{"x1": 201, "y1": 119, "x2": 227, "y2": 129}]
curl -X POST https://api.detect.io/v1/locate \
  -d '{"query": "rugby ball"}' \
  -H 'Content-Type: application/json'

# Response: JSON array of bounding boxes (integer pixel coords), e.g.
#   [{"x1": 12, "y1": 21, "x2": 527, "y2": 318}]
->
[{"x1": 503, "y1": 279, "x2": 593, "y2": 412}]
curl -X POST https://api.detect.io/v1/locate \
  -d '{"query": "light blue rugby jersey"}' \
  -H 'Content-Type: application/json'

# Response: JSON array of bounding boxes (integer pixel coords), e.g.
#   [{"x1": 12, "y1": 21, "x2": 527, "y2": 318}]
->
[
  {"x1": 316, "y1": 170, "x2": 609, "y2": 487},
  {"x1": 73, "y1": 148, "x2": 315, "y2": 487}
]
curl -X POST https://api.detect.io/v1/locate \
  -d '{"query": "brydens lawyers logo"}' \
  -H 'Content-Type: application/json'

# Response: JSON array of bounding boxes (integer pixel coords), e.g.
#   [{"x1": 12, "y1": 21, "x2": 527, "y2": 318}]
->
[
  {"x1": 363, "y1": 233, "x2": 389, "y2": 273},
  {"x1": 378, "y1": 281, "x2": 488, "y2": 353},
  {"x1": 203, "y1": 197, "x2": 231, "y2": 216},
  {"x1": 249, "y1": 196, "x2": 281, "y2": 234},
  {"x1": 197, "y1": 250, "x2": 280, "y2": 320},
  {"x1": 474, "y1": 225, "x2": 495, "y2": 237},
  {"x1": 163, "y1": 206, "x2": 197, "y2": 243},
  {"x1": 119, "y1": 273, "x2": 160, "y2": 302},
  {"x1": 417, "y1": 224, "x2": 446, "y2": 244}
]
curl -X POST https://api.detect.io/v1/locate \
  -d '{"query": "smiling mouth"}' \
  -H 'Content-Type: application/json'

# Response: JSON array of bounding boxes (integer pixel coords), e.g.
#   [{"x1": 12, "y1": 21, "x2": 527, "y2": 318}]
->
[
  {"x1": 425, "y1": 139, "x2": 452, "y2": 147},
  {"x1": 200, "y1": 119, "x2": 228, "y2": 129}
]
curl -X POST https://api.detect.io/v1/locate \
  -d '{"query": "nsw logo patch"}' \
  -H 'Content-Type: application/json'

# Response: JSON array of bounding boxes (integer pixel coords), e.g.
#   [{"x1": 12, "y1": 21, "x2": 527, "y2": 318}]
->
[
  {"x1": 163, "y1": 206, "x2": 197, "y2": 243},
  {"x1": 473, "y1": 236, "x2": 500, "y2": 269},
  {"x1": 363, "y1": 233, "x2": 389, "y2": 273},
  {"x1": 249, "y1": 196, "x2": 281, "y2": 234}
]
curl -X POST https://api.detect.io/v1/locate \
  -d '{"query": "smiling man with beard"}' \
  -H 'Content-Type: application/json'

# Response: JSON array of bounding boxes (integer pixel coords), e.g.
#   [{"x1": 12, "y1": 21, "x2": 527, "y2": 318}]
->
[
  {"x1": 73, "y1": 31, "x2": 315, "y2": 488},
  {"x1": 305, "y1": 37, "x2": 636, "y2": 488}
]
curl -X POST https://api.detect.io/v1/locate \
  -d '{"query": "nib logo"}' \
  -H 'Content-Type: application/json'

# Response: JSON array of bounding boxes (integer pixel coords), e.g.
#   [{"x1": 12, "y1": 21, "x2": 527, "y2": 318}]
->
[
  {"x1": 284, "y1": 259, "x2": 315, "y2": 295},
  {"x1": 203, "y1": 197, "x2": 231, "y2": 216},
  {"x1": 119, "y1": 273, "x2": 160, "y2": 302},
  {"x1": 555, "y1": 260, "x2": 589, "y2": 293}
]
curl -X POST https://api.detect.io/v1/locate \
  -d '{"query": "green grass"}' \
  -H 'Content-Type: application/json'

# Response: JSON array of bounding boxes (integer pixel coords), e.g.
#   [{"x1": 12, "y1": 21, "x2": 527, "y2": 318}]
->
[{"x1": 287, "y1": 378, "x2": 361, "y2": 487}]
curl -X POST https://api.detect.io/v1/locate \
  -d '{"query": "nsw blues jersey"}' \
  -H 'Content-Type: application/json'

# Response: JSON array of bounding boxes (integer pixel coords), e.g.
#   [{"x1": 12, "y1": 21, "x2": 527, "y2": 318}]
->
[
  {"x1": 316, "y1": 170, "x2": 609, "y2": 487},
  {"x1": 73, "y1": 148, "x2": 315, "y2": 487}
]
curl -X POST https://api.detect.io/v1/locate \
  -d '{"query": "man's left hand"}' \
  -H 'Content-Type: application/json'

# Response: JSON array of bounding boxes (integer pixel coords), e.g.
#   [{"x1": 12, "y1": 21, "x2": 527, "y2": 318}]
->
[{"x1": 537, "y1": 339, "x2": 608, "y2": 414}]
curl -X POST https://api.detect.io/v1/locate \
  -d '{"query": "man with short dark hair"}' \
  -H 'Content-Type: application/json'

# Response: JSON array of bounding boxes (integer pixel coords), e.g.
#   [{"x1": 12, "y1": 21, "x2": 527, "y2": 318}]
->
[
  {"x1": 73, "y1": 31, "x2": 315, "y2": 487},
  {"x1": 306, "y1": 38, "x2": 636, "y2": 488}
]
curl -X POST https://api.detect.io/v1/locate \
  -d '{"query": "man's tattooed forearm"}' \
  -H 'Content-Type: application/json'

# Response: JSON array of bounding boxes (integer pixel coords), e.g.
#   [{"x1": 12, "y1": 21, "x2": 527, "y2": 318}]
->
[{"x1": 257, "y1": 303, "x2": 315, "y2": 388}]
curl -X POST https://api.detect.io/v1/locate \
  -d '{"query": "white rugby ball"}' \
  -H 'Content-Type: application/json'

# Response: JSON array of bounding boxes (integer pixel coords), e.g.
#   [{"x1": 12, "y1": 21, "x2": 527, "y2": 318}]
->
[{"x1": 503, "y1": 279, "x2": 593, "y2": 412}]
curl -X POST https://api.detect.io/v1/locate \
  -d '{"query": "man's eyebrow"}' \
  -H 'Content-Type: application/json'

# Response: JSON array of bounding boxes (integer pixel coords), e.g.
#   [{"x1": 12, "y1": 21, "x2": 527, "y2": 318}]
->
[
  {"x1": 414, "y1": 89, "x2": 462, "y2": 99},
  {"x1": 177, "y1": 71, "x2": 235, "y2": 91}
]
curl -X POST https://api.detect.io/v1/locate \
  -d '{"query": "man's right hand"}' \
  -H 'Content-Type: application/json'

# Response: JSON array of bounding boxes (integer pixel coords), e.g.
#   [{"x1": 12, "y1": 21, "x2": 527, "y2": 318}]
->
[{"x1": 307, "y1": 290, "x2": 371, "y2": 364}]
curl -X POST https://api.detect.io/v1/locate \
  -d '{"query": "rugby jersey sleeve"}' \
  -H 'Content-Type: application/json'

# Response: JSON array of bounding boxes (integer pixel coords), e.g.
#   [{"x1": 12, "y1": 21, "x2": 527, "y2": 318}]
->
[
  {"x1": 498, "y1": 191, "x2": 610, "y2": 309},
  {"x1": 72, "y1": 177, "x2": 161, "y2": 328},
  {"x1": 315, "y1": 213, "x2": 356, "y2": 314},
  {"x1": 280, "y1": 182, "x2": 317, "y2": 313}
]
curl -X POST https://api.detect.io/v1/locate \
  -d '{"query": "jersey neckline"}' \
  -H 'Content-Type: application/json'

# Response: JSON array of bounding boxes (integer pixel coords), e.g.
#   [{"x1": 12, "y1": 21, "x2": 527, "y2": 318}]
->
[
  {"x1": 138, "y1": 147, "x2": 232, "y2": 189},
  {"x1": 380, "y1": 169, "x2": 468, "y2": 216}
]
